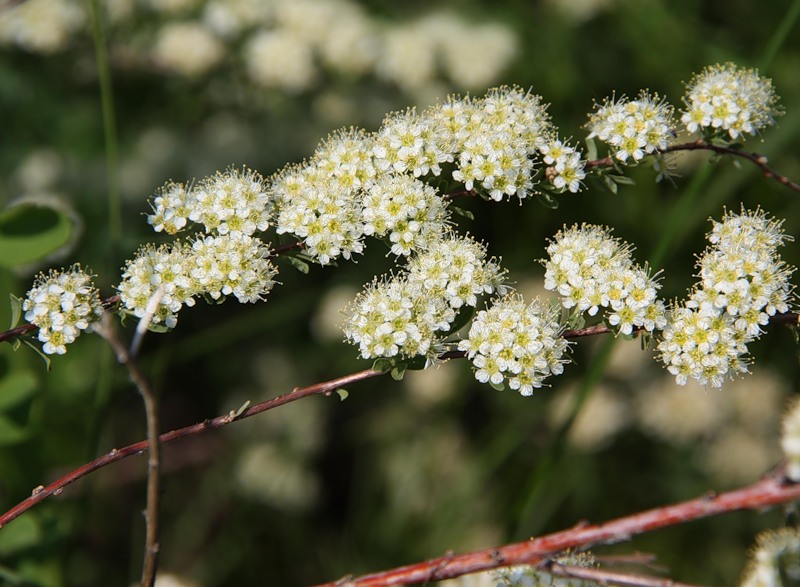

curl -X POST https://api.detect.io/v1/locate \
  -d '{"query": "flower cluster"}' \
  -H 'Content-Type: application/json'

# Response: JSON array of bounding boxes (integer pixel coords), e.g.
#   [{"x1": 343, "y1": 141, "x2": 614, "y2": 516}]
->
[
  {"x1": 147, "y1": 167, "x2": 272, "y2": 237},
  {"x1": 740, "y1": 528, "x2": 800, "y2": 587},
  {"x1": 540, "y1": 139, "x2": 586, "y2": 193},
  {"x1": 458, "y1": 294, "x2": 569, "y2": 396},
  {"x1": 658, "y1": 207, "x2": 795, "y2": 387},
  {"x1": 22, "y1": 265, "x2": 103, "y2": 355},
  {"x1": 273, "y1": 129, "x2": 376, "y2": 265},
  {"x1": 362, "y1": 174, "x2": 450, "y2": 256},
  {"x1": 272, "y1": 86, "x2": 580, "y2": 264},
  {"x1": 1, "y1": 0, "x2": 518, "y2": 99},
  {"x1": 681, "y1": 62, "x2": 782, "y2": 140},
  {"x1": 542, "y1": 224, "x2": 666, "y2": 335},
  {"x1": 586, "y1": 91, "x2": 675, "y2": 162},
  {"x1": 342, "y1": 235, "x2": 505, "y2": 360},
  {"x1": 118, "y1": 234, "x2": 278, "y2": 329},
  {"x1": 448, "y1": 87, "x2": 558, "y2": 201}
]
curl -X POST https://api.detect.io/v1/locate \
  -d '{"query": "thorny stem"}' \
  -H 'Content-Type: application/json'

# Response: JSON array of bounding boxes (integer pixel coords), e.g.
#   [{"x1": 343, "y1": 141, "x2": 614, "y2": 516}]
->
[
  {"x1": 312, "y1": 466, "x2": 800, "y2": 587},
  {"x1": 586, "y1": 139, "x2": 800, "y2": 194},
  {"x1": 94, "y1": 315, "x2": 161, "y2": 587}
]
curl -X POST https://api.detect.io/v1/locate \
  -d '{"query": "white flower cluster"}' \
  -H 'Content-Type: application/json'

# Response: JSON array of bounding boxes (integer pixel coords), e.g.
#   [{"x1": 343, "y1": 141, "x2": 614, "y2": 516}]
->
[
  {"x1": 1, "y1": 0, "x2": 517, "y2": 98},
  {"x1": 147, "y1": 167, "x2": 272, "y2": 237},
  {"x1": 586, "y1": 91, "x2": 675, "y2": 162},
  {"x1": 153, "y1": 21, "x2": 225, "y2": 77},
  {"x1": 740, "y1": 528, "x2": 800, "y2": 587},
  {"x1": 272, "y1": 87, "x2": 581, "y2": 264},
  {"x1": 121, "y1": 167, "x2": 278, "y2": 328},
  {"x1": 0, "y1": 0, "x2": 84, "y2": 54},
  {"x1": 448, "y1": 87, "x2": 559, "y2": 201},
  {"x1": 658, "y1": 208, "x2": 795, "y2": 387},
  {"x1": 342, "y1": 235, "x2": 505, "y2": 360},
  {"x1": 542, "y1": 224, "x2": 666, "y2": 335},
  {"x1": 458, "y1": 294, "x2": 569, "y2": 396},
  {"x1": 540, "y1": 139, "x2": 586, "y2": 193},
  {"x1": 23, "y1": 266, "x2": 103, "y2": 355},
  {"x1": 781, "y1": 397, "x2": 800, "y2": 482},
  {"x1": 118, "y1": 234, "x2": 277, "y2": 329},
  {"x1": 273, "y1": 130, "x2": 376, "y2": 265},
  {"x1": 681, "y1": 63, "x2": 782, "y2": 140}
]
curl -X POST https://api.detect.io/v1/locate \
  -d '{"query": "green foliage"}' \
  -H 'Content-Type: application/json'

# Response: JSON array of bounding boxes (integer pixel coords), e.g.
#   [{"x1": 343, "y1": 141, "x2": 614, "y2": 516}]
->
[{"x1": 0, "y1": 204, "x2": 73, "y2": 268}]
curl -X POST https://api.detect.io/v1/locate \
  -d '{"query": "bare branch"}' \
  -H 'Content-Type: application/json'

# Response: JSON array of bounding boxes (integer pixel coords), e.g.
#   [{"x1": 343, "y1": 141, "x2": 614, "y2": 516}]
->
[{"x1": 312, "y1": 467, "x2": 799, "y2": 586}]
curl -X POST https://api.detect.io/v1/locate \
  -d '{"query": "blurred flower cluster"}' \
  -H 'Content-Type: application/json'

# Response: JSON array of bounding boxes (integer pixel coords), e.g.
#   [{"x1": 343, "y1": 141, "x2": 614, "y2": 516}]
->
[{"x1": 0, "y1": 0, "x2": 518, "y2": 98}]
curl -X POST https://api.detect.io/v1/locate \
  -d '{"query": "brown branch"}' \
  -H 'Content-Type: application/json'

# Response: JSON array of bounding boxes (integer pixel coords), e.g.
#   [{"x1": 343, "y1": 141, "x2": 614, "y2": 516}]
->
[
  {"x1": 94, "y1": 314, "x2": 162, "y2": 587},
  {"x1": 0, "y1": 367, "x2": 384, "y2": 530},
  {"x1": 313, "y1": 466, "x2": 800, "y2": 586},
  {"x1": 586, "y1": 140, "x2": 800, "y2": 194},
  {"x1": 544, "y1": 561, "x2": 705, "y2": 587}
]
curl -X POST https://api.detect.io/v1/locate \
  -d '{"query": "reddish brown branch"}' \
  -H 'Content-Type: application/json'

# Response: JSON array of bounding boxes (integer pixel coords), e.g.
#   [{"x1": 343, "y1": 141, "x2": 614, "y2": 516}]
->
[
  {"x1": 313, "y1": 467, "x2": 800, "y2": 586},
  {"x1": 0, "y1": 367, "x2": 383, "y2": 530},
  {"x1": 586, "y1": 140, "x2": 800, "y2": 193}
]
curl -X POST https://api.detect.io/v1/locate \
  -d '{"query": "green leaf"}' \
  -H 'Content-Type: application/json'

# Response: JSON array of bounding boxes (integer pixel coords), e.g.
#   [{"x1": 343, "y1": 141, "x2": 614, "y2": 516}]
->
[
  {"x1": 450, "y1": 206, "x2": 474, "y2": 221},
  {"x1": 584, "y1": 137, "x2": 598, "y2": 161},
  {"x1": 609, "y1": 174, "x2": 635, "y2": 186},
  {"x1": 286, "y1": 256, "x2": 310, "y2": 274},
  {"x1": 603, "y1": 175, "x2": 618, "y2": 194},
  {"x1": 20, "y1": 340, "x2": 51, "y2": 371},
  {"x1": 0, "y1": 204, "x2": 73, "y2": 268},
  {"x1": 0, "y1": 370, "x2": 37, "y2": 411},
  {"x1": 537, "y1": 192, "x2": 559, "y2": 209},
  {"x1": 489, "y1": 380, "x2": 505, "y2": 391},
  {"x1": 0, "y1": 413, "x2": 30, "y2": 445},
  {"x1": 335, "y1": 388, "x2": 348, "y2": 401},
  {"x1": 0, "y1": 512, "x2": 42, "y2": 556},
  {"x1": 371, "y1": 358, "x2": 392, "y2": 373},
  {"x1": 9, "y1": 294, "x2": 21, "y2": 328}
]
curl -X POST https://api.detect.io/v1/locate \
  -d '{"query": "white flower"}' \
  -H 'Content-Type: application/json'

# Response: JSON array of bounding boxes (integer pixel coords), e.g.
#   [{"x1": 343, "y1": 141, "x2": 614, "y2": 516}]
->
[
  {"x1": 458, "y1": 294, "x2": 569, "y2": 396},
  {"x1": 681, "y1": 63, "x2": 782, "y2": 139},
  {"x1": 587, "y1": 91, "x2": 675, "y2": 163},
  {"x1": 542, "y1": 224, "x2": 665, "y2": 333},
  {"x1": 361, "y1": 174, "x2": 450, "y2": 256},
  {"x1": 23, "y1": 265, "x2": 103, "y2": 354},
  {"x1": 657, "y1": 207, "x2": 795, "y2": 387}
]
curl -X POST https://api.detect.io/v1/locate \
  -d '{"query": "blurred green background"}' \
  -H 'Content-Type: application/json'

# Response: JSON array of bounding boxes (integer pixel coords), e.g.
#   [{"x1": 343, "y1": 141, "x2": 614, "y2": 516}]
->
[{"x1": 1, "y1": 0, "x2": 800, "y2": 585}]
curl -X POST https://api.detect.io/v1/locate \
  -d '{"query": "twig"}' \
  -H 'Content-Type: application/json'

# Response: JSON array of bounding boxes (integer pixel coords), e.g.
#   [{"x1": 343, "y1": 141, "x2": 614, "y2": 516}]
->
[
  {"x1": 0, "y1": 367, "x2": 385, "y2": 530},
  {"x1": 586, "y1": 140, "x2": 800, "y2": 194},
  {"x1": 545, "y1": 561, "x2": 705, "y2": 587},
  {"x1": 312, "y1": 466, "x2": 800, "y2": 586},
  {"x1": 94, "y1": 314, "x2": 161, "y2": 587}
]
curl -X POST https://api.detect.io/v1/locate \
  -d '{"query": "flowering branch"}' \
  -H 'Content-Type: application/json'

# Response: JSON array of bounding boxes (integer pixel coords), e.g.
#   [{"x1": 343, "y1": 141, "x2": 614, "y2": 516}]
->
[
  {"x1": 0, "y1": 367, "x2": 384, "y2": 530},
  {"x1": 312, "y1": 466, "x2": 800, "y2": 587},
  {"x1": 585, "y1": 139, "x2": 800, "y2": 194}
]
